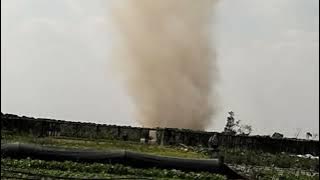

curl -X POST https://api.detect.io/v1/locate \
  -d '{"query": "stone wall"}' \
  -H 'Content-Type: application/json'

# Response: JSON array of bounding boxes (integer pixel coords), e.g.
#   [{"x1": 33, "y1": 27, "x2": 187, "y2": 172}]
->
[{"x1": 1, "y1": 113, "x2": 319, "y2": 155}]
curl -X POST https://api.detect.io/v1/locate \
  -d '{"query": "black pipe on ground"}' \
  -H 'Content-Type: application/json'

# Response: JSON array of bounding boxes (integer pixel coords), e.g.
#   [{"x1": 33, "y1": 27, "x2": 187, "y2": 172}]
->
[{"x1": 1, "y1": 143, "x2": 244, "y2": 179}]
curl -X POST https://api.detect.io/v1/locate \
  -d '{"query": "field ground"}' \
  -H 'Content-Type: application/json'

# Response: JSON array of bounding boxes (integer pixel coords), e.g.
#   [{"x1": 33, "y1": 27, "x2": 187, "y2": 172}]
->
[{"x1": 1, "y1": 133, "x2": 319, "y2": 179}]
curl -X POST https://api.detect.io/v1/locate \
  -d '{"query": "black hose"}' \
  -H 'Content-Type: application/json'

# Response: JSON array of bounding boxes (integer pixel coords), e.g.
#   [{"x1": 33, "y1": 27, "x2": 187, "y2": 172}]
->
[{"x1": 1, "y1": 143, "x2": 244, "y2": 179}]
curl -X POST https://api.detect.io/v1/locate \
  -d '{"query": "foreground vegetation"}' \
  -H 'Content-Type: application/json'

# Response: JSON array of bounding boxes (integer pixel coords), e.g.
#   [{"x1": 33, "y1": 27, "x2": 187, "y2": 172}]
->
[
  {"x1": 229, "y1": 164, "x2": 319, "y2": 180},
  {"x1": 1, "y1": 158, "x2": 226, "y2": 180},
  {"x1": 1, "y1": 133, "x2": 319, "y2": 179},
  {"x1": 2, "y1": 133, "x2": 318, "y2": 170},
  {"x1": 221, "y1": 147, "x2": 319, "y2": 171},
  {"x1": 2, "y1": 158, "x2": 318, "y2": 180}
]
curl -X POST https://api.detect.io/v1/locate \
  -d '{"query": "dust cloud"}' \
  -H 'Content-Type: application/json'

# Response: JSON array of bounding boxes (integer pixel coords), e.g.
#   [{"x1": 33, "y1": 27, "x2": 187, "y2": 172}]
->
[{"x1": 110, "y1": 1, "x2": 218, "y2": 130}]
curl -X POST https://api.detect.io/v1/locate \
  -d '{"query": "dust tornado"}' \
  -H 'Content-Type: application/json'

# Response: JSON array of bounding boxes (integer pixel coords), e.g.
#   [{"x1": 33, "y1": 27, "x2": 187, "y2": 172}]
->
[{"x1": 110, "y1": 1, "x2": 218, "y2": 130}]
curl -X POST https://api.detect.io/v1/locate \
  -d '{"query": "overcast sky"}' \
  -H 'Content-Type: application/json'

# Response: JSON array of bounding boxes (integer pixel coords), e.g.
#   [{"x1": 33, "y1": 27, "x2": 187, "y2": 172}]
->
[{"x1": 1, "y1": 0, "x2": 319, "y2": 138}]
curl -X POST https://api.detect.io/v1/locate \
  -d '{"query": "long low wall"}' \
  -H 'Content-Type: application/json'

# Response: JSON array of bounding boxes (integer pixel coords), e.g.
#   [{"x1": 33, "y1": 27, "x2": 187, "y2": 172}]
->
[
  {"x1": 1, "y1": 113, "x2": 152, "y2": 142},
  {"x1": 1, "y1": 113, "x2": 319, "y2": 156}
]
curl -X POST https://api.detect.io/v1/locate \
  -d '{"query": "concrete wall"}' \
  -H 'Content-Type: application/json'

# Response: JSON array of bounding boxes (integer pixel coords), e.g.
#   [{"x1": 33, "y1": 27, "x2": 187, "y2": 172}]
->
[
  {"x1": 1, "y1": 113, "x2": 319, "y2": 155},
  {"x1": 1, "y1": 113, "x2": 154, "y2": 142},
  {"x1": 158, "y1": 128, "x2": 319, "y2": 155}
]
